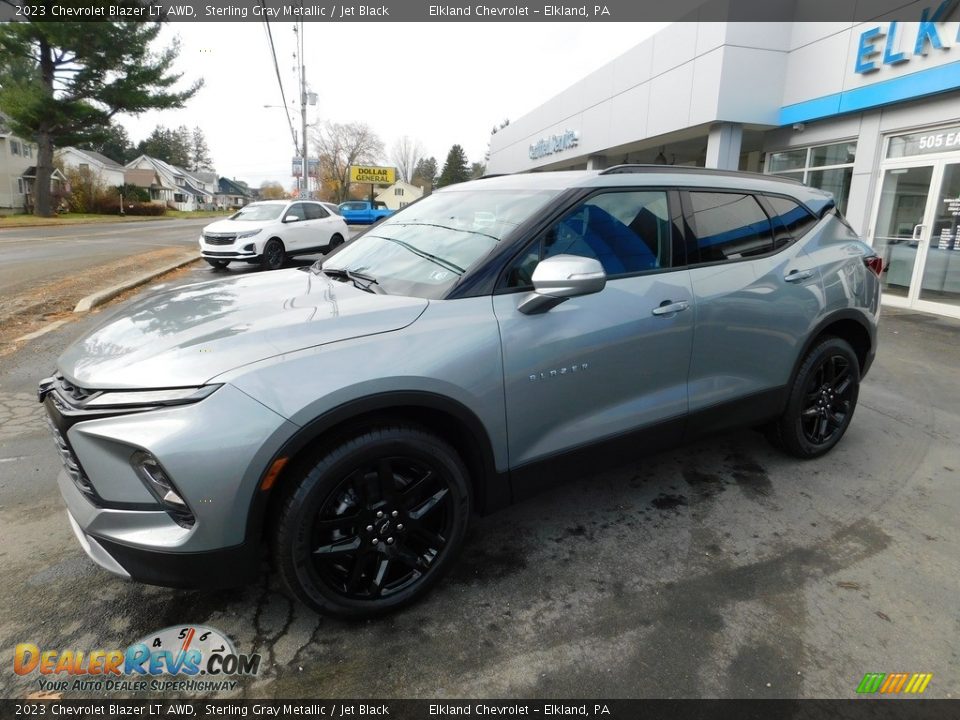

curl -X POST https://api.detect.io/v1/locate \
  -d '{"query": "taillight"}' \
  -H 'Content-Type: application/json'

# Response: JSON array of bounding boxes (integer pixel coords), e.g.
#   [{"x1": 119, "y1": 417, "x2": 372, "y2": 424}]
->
[{"x1": 864, "y1": 255, "x2": 883, "y2": 276}]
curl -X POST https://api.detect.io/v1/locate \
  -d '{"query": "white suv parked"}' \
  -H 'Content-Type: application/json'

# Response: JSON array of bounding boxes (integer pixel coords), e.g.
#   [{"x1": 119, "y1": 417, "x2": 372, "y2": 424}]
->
[{"x1": 199, "y1": 200, "x2": 350, "y2": 270}]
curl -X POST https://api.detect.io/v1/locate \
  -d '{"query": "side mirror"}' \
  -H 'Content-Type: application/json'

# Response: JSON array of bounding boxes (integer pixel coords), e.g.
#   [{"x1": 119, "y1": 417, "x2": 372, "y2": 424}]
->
[
  {"x1": 518, "y1": 254, "x2": 606, "y2": 315},
  {"x1": 283, "y1": 214, "x2": 300, "y2": 223}
]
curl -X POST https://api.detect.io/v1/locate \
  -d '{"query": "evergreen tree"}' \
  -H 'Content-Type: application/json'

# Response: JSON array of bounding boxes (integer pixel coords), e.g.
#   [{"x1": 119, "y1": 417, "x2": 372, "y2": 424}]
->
[
  {"x1": 0, "y1": 15, "x2": 201, "y2": 216},
  {"x1": 412, "y1": 156, "x2": 438, "y2": 188},
  {"x1": 136, "y1": 125, "x2": 191, "y2": 168},
  {"x1": 436, "y1": 145, "x2": 470, "y2": 188},
  {"x1": 190, "y1": 126, "x2": 213, "y2": 170},
  {"x1": 78, "y1": 123, "x2": 133, "y2": 164}
]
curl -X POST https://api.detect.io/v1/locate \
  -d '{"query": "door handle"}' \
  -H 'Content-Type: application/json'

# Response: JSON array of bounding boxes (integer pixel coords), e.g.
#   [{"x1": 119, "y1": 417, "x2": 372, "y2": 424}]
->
[
  {"x1": 784, "y1": 269, "x2": 814, "y2": 283},
  {"x1": 912, "y1": 224, "x2": 926, "y2": 241},
  {"x1": 651, "y1": 300, "x2": 690, "y2": 316}
]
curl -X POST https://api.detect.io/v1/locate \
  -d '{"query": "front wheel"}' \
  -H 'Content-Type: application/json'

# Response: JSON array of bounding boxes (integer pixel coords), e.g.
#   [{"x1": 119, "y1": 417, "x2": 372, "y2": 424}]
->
[
  {"x1": 273, "y1": 425, "x2": 471, "y2": 618},
  {"x1": 768, "y1": 336, "x2": 860, "y2": 459},
  {"x1": 262, "y1": 238, "x2": 286, "y2": 271},
  {"x1": 326, "y1": 234, "x2": 344, "y2": 253}
]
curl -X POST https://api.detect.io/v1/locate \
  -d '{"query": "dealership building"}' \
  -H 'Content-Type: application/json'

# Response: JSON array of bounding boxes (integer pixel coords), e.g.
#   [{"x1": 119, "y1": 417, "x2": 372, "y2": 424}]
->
[{"x1": 487, "y1": 17, "x2": 960, "y2": 318}]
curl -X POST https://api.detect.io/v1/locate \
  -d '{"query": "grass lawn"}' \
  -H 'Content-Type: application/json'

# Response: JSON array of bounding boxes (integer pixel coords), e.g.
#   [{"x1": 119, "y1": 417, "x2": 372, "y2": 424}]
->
[{"x1": 0, "y1": 209, "x2": 233, "y2": 228}]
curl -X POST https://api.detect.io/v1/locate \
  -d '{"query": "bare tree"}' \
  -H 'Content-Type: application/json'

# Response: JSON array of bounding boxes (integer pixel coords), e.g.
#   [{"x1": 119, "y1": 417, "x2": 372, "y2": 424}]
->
[
  {"x1": 312, "y1": 121, "x2": 385, "y2": 203},
  {"x1": 391, "y1": 135, "x2": 425, "y2": 183}
]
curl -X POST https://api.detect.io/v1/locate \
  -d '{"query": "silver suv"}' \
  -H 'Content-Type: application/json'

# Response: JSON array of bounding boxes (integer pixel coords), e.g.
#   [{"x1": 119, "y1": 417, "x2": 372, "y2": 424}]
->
[{"x1": 40, "y1": 167, "x2": 880, "y2": 617}]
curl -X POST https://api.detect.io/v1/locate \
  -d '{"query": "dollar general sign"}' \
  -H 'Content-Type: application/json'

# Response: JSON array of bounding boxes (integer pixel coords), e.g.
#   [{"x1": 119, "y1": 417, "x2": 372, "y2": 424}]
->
[{"x1": 350, "y1": 166, "x2": 396, "y2": 184}]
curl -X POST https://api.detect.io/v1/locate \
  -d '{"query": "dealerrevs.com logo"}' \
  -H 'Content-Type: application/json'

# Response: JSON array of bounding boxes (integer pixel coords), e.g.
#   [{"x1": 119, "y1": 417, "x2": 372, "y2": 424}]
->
[{"x1": 14, "y1": 625, "x2": 261, "y2": 694}]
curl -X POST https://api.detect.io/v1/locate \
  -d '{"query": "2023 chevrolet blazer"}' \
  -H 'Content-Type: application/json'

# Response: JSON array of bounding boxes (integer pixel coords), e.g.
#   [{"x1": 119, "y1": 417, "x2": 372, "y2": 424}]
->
[{"x1": 40, "y1": 167, "x2": 881, "y2": 617}]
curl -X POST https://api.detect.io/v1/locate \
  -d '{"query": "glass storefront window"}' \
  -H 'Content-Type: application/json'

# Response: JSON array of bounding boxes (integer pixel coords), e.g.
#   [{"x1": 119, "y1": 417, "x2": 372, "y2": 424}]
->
[
  {"x1": 765, "y1": 140, "x2": 857, "y2": 216},
  {"x1": 919, "y1": 163, "x2": 960, "y2": 307},
  {"x1": 766, "y1": 149, "x2": 806, "y2": 172},
  {"x1": 887, "y1": 125, "x2": 960, "y2": 159},
  {"x1": 810, "y1": 142, "x2": 856, "y2": 167},
  {"x1": 808, "y1": 167, "x2": 853, "y2": 215}
]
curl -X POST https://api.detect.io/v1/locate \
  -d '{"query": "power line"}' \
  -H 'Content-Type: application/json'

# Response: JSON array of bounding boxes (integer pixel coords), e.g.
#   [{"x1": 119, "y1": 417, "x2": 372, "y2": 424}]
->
[{"x1": 260, "y1": 2, "x2": 298, "y2": 153}]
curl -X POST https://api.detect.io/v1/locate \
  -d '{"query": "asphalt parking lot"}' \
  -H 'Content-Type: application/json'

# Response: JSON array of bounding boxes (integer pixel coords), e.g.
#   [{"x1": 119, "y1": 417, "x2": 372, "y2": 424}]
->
[{"x1": 0, "y1": 261, "x2": 958, "y2": 699}]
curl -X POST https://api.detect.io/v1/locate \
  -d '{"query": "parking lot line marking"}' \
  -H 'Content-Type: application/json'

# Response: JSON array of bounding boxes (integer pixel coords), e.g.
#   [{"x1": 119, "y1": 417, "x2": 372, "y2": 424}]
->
[
  {"x1": 0, "y1": 456, "x2": 27, "y2": 463},
  {"x1": 13, "y1": 319, "x2": 70, "y2": 343}
]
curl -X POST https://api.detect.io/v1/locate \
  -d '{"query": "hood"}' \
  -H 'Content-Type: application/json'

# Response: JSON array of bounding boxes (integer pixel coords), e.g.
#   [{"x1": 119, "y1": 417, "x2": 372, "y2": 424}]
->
[
  {"x1": 58, "y1": 269, "x2": 428, "y2": 389},
  {"x1": 202, "y1": 217, "x2": 269, "y2": 234}
]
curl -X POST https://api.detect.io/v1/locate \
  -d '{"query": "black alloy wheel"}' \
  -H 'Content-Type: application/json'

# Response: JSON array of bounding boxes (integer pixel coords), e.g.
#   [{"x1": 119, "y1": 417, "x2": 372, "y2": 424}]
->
[
  {"x1": 274, "y1": 425, "x2": 471, "y2": 617},
  {"x1": 262, "y1": 238, "x2": 286, "y2": 271},
  {"x1": 799, "y1": 352, "x2": 855, "y2": 446},
  {"x1": 768, "y1": 336, "x2": 861, "y2": 459}
]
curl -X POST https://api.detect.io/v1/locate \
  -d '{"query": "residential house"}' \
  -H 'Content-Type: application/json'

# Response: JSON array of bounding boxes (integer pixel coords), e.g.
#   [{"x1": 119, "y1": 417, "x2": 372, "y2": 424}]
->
[
  {"x1": 0, "y1": 113, "x2": 37, "y2": 210},
  {"x1": 216, "y1": 177, "x2": 253, "y2": 209},
  {"x1": 374, "y1": 180, "x2": 424, "y2": 211},
  {"x1": 57, "y1": 147, "x2": 126, "y2": 188},
  {"x1": 125, "y1": 155, "x2": 215, "y2": 211}
]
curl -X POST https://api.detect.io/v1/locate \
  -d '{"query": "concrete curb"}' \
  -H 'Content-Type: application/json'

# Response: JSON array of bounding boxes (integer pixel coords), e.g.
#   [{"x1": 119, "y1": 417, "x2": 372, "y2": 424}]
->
[{"x1": 74, "y1": 254, "x2": 199, "y2": 313}]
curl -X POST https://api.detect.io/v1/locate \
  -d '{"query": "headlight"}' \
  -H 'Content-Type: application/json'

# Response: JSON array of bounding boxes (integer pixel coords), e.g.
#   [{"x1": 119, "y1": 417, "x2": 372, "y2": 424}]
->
[
  {"x1": 83, "y1": 385, "x2": 220, "y2": 409},
  {"x1": 236, "y1": 229, "x2": 261, "y2": 239}
]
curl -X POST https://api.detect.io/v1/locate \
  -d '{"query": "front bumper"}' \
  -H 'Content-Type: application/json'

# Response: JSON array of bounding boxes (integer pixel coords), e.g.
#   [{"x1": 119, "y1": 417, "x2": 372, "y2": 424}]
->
[
  {"x1": 64, "y1": 493, "x2": 259, "y2": 589},
  {"x1": 41, "y1": 377, "x2": 298, "y2": 588}
]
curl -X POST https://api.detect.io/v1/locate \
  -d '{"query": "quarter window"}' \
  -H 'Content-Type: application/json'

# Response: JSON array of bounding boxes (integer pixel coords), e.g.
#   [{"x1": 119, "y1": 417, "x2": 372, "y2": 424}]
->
[
  {"x1": 687, "y1": 192, "x2": 773, "y2": 263},
  {"x1": 764, "y1": 195, "x2": 819, "y2": 247},
  {"x1": 505, "y1": 190, "x2": 677, "y2": 287}
]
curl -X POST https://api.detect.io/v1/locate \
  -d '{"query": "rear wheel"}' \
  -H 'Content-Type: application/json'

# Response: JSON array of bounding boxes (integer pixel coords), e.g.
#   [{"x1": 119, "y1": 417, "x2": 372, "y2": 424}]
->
[
  {"x1": 205, "y1": 259, "x2": 230, "y2": 269},
  {"x1": 768, "y1": 337, "x2": 860, "y2": 459},
  {"x1": 262, "y1": 239, "x2": 286, "y2": 271},
  {"x1": 273, "y1": 425, "x2": 471, "y2": 618}
]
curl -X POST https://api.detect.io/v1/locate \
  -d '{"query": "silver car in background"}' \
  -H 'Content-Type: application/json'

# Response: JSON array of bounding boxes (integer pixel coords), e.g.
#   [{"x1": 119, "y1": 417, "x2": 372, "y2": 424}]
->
[{"x1": 40, "y1": 166, "x2": 880, "y2": 617}]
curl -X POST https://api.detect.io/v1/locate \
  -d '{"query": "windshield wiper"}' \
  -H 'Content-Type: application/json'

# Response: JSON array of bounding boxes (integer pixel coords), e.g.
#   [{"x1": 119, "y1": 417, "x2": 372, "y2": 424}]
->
[
  {"x1": 373, "y1": 237, "x2": 465, "y2": 275},
  {"x1": 386, "y1": 221, "x2": 500, "y2": 243},
  {"x1": 321, "y1": 266, "x2": 386, "y2": 294}
]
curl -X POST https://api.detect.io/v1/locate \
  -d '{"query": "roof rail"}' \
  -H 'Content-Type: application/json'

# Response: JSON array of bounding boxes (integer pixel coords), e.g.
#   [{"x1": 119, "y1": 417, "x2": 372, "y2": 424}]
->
[{"x1": 598, "y1": 164, "x2": 803, "y2": 185}]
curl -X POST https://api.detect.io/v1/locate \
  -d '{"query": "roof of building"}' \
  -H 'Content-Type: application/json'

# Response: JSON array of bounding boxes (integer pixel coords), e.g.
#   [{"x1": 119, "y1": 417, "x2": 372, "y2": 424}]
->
[
  {"x1": 218, "y1": 177, "x2": 253, "y2": 196},
  {"x1": 67, "y1": 147, "x2": 124, "y2": 169}
]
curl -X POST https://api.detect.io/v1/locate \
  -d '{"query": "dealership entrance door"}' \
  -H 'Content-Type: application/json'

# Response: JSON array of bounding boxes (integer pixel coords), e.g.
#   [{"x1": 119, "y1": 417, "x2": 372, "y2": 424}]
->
[{"x1": 871, "y1": 128, "x2": 960, "y2": 319}]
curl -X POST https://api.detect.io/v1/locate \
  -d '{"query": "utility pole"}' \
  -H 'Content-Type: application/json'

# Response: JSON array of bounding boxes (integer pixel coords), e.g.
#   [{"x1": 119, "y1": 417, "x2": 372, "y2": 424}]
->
[{"x1": 299, "y1": 21, "x2": 308, "y2": 199}]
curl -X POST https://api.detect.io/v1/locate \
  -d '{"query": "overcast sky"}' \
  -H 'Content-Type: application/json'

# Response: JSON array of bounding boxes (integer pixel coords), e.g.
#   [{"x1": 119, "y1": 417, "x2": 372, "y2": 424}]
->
[{"x1": 116, "y1": 22, "x2": 666, "y2": 189}]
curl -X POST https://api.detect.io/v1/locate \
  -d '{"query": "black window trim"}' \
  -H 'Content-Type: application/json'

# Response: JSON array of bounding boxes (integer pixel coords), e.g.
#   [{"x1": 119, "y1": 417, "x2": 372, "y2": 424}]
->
[
  {"x1": 493, "y1": 186, "x2": 689, "y2": 295},
  {"x1": 678, "y1": 187, "x2": 820, "y2": 270}
]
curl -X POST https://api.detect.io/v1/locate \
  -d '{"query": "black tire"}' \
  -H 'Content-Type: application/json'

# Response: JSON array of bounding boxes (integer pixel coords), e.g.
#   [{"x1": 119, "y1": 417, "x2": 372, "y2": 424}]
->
[
  {"x1": 326, "y1": 234, "x2": 344, "y2": 253},
  {"x1": 205, "y1": 259, "x2": 230, "y2": 269},
  {"x1": 262, "y1": 238, "x2": 286, "y2": 271},
  {"x1": 273, "y1": 424, "x2": 471, "y2": 618},
  {"x1": 768, "y1": 336, "x2": 860, "y2": 459}
]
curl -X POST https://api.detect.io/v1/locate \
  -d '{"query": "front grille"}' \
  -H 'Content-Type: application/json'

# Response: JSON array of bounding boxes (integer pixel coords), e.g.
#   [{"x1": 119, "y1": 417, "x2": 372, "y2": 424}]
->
[
  {"x1": 203, "y1": 233, "x2": 236, "y2": 245},
  {"x1": 44, "y1": 415, "x2": 96, "y2": 498}
]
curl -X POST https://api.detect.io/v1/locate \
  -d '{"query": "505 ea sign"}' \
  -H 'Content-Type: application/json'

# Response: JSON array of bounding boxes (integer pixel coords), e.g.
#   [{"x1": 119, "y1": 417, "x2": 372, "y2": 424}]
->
[{"x1": 14, "y1": 626, "x2": 261, "y2": 694}]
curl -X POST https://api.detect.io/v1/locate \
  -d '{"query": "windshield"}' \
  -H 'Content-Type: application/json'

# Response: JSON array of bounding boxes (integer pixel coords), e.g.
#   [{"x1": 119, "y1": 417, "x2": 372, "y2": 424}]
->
[
  {"x1": 229, "y1": 204, "x2": 285, "y2": 221},
  {"x1": 322, "y1": 188, "x2": 559, "y2": 298}
]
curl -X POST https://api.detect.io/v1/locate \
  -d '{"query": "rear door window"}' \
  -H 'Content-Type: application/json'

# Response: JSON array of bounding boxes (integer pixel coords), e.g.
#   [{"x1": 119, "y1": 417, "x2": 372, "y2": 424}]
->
[
  {"x1": 686, "y1": 192, "x2": 774, "y2": 263},
  {"x1": 304, "y1": 203, "x2": 328, "y2": 220}
]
